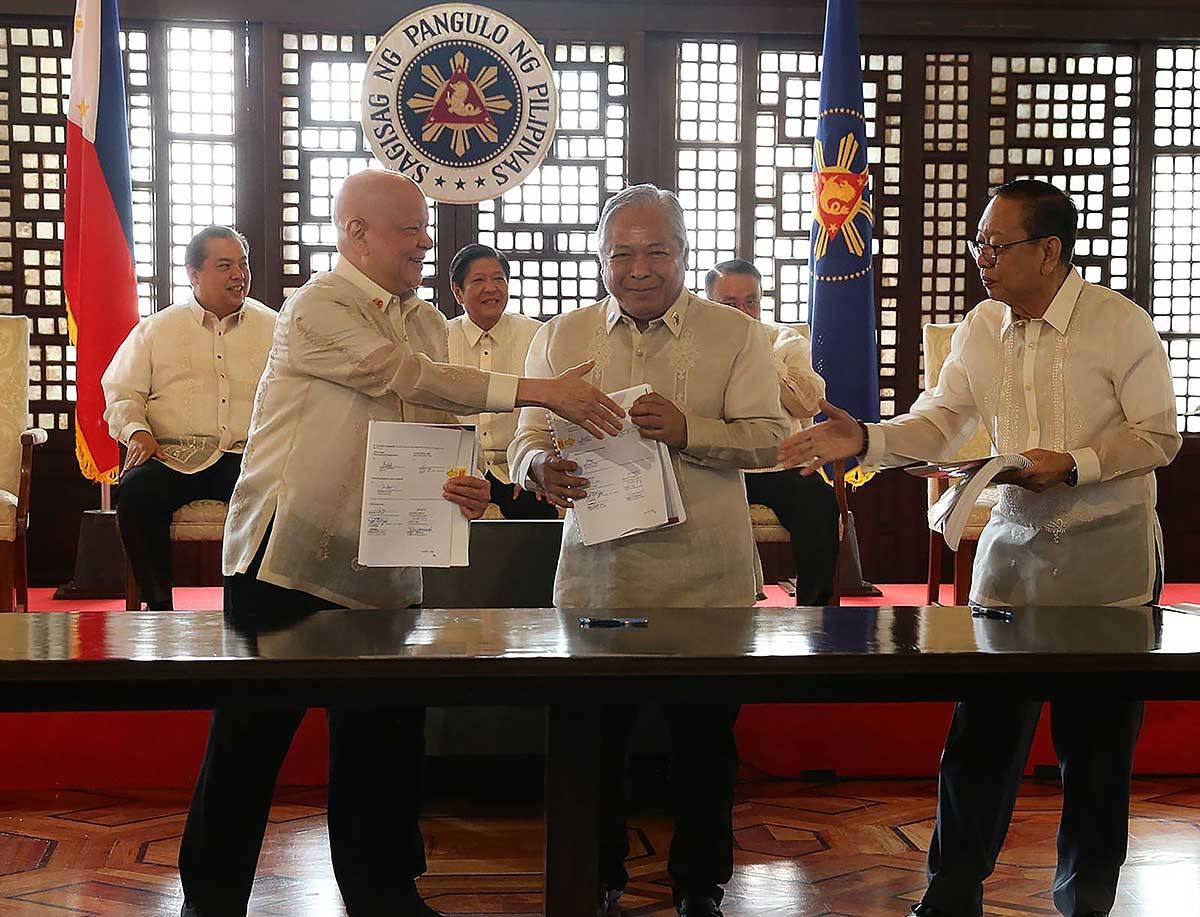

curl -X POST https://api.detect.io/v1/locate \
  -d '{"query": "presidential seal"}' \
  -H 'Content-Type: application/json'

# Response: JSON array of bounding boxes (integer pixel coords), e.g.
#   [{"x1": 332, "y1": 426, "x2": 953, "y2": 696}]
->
[{"x1": 361, "y1": 3, "x2": 558, "y2": 204}]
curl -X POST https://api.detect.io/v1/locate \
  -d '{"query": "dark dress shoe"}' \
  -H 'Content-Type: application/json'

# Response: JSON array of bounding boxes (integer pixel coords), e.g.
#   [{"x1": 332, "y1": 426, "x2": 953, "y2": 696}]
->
[
  {"x1": 910, "y1": 905, "x2": 952, "y2": 917},
  {"x1": 597, "y1": 886, "x2": 623, "y2": 916},
  {"x1": 678, "y1": 895, "x2": 723, "y2": 917}
]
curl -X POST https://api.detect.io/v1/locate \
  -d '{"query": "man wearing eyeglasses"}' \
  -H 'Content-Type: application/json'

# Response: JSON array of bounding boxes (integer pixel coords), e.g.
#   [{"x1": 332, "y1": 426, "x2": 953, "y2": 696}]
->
[{"x1": 778, "y1": 178, "x2": 1179, "y2": 917}]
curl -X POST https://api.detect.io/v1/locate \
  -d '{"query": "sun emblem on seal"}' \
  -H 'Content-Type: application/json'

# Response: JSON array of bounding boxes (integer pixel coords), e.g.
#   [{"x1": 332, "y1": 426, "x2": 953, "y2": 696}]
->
[
  {"x1": 812, "y1": 132, "x2": 873, "y2": 259},
  {"x1": 361, "y1": 3, "x2": 559, "y2": 204},
  {"x1": 406, "y1": 50, "x2": 514, "y2": 158}
]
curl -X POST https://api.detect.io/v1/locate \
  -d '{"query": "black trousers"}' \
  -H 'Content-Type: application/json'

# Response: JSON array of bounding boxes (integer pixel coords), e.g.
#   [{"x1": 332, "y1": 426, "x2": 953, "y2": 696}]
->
[
  {"x1": 595, "y1": 703, "x2": 741, "y2": 904},
  {"x1": 178, "y1": 546, "x2": 428, "y2": 916},
  {"x1": 923, "y1": 568, "x2": 1162, "y2": 917},
  {"x1": 744, "y1": 468, "x2": 839, "y2": 606},
  {"x1": 922, "y1": 697, "x2": 1144, "y2": 917},
  {"x1": 486, "y1": 470, "x2": 559, "y2": 520},
  {"x1": 116, "y1": 453, "x2": 242, "y2": 609}
]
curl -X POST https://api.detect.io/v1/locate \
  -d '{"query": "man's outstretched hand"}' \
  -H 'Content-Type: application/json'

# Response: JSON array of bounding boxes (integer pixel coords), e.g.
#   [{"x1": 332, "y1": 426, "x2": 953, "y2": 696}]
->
[
  {"x1": 518, "y1": 361, "x2": 625, "y2": 438},
  {"x1": 778, "y1": 399, "x2": 865, "y2": 475}
]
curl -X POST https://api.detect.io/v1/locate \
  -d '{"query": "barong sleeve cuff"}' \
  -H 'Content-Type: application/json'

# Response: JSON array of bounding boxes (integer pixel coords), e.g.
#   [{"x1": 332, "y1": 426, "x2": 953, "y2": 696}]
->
[
  {"x1": 1069, "y1": 446, "x2": 1102, "y2": 487},
  {"x1": 860, "y1": 422, "x2": 887, "y2": 470},
  {"x1": 513, "y1": 448, "x2": 547, "y2": 491},
  {"x1": 485, "y1": 373, "x2": 520, "y2": 413}
]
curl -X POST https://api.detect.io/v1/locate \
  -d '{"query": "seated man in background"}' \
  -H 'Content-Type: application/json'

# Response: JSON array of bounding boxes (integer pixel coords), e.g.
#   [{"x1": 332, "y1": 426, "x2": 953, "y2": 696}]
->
[
  {"x1": 706, "y1": 259, "x2": 839, "y2": 606},
  {"x1": 101, "y1": 225, "x2": 276, "y2": 610},
  {"x1": 510, "y1": 185, "x2": 788, "y2": 917},
  {"x1": 448, "y1": 243, "x2": 557, "y2": 519}
]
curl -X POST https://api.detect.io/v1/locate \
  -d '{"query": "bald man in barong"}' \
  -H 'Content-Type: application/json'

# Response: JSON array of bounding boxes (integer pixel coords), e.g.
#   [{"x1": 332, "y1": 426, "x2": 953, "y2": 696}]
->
[{"x1": 176, "y1": 169, "x2": 623, "y2": 917}]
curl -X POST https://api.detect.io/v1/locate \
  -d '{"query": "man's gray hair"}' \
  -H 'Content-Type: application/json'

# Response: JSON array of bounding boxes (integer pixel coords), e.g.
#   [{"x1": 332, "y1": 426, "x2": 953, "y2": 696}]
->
[{"x1": 596, "y1": 183, "x2": 690, "y2": 258}]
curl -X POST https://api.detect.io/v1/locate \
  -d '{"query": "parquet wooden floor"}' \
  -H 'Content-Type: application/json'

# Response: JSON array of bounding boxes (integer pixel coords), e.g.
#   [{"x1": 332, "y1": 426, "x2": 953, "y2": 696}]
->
[{"x1": 0, "y1": 778, "x2": 1197, "y2": 915}]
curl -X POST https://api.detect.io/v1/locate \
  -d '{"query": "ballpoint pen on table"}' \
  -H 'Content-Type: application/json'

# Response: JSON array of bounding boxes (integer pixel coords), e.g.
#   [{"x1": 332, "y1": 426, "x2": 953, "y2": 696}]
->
[
  {"x1": 579, "y1": 617, "x2": 650, "y2": 628},
  {"x1": 970, "y1": 604, "x2": 1014, "y2": 621}
]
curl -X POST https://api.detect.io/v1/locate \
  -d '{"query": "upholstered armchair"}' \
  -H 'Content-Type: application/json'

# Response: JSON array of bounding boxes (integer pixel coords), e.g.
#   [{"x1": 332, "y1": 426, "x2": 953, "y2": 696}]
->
[
  {"x1": 922, "y1": 322, "x2": 997, "y2": 605},
  {"x1": 1, "y1": 316, "x2": 48, "y2": 612}
]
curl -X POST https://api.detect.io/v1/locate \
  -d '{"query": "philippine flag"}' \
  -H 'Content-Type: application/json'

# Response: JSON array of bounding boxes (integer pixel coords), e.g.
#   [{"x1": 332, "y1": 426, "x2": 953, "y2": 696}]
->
[{"x1": 64, "y1": 0, "x2": 140, "y2": 483}]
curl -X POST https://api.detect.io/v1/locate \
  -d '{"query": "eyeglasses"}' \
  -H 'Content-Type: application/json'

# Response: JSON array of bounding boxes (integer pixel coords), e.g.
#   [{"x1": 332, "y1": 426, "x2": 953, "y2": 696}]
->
[{"x1": 966, "y1": 235, "x2": 1053, "y2": 266}]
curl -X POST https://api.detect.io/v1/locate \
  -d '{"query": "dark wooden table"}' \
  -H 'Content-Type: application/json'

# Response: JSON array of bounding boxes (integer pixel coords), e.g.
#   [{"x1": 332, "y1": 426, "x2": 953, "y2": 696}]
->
[{"x1": 0, "y1": 604, "x2": 1197, "y2": 916}]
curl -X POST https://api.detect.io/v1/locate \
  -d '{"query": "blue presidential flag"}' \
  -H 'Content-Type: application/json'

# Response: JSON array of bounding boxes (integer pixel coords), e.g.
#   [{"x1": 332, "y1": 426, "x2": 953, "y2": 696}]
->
[{"x1": 810, "y1": 0, "x2": 879, "y2": 484}]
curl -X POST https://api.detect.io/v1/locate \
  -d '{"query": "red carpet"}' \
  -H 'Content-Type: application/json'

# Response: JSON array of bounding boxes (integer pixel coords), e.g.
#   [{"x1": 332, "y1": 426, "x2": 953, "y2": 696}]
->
[
  {"x1": 763, "y1": 582, "x2": 1200, "y2": 608},
  {"x1": 25, "y1": 582, "x2": 1200, "y2": 612},
  {"x1": 7, "y1": 586, "x2": 1200, "y2": 788}
]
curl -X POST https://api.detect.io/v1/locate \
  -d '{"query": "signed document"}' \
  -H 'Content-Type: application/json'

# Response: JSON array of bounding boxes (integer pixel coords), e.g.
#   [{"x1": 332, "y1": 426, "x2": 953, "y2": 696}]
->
[
  {"x1": 552, "y1": 384, "x2": 686, "y2": 546},
  {"x1": 358, "y1": 421, "x2": 477, "y2": 568}
]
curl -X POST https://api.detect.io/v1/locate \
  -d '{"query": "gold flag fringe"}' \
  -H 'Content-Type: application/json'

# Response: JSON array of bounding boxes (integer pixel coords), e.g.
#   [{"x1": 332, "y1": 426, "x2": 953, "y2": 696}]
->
[
  {"x1": 66, "y1": 296, "x2": 119, "y2": 484},
  {"x1": 66, "y1": 301, "x2": 79, "y2": 347},
  {"x1": 75, "y1": 424, "x2": 119, "y2": 484},
  {"x1": 819, "y1": 464, "x2": 876, "y2": 489}
]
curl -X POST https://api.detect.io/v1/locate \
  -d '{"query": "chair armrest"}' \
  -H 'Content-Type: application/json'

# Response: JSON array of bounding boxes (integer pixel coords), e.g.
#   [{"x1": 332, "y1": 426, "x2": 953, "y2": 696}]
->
[{"x1": 16, "y1": 428, "x2": 47, "y2": 530}]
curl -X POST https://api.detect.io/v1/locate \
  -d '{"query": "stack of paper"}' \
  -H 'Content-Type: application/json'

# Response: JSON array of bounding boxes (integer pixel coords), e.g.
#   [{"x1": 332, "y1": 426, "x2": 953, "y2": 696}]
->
[
  {"x1": 916, "y1": 453, "x2": 1032, "y2": 551},
  {"x1": 552, "y1": 384, "x2": 686, "y2": 546},
  {"x1": 358, "y1": 421, "x2": 478, "y2": 567}
]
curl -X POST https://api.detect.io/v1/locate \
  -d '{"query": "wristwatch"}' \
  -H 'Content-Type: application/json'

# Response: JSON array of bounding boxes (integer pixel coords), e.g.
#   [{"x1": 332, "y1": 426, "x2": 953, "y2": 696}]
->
[{"x1": 1065, "y1": 457, "x2": 1078, "y2": 487}]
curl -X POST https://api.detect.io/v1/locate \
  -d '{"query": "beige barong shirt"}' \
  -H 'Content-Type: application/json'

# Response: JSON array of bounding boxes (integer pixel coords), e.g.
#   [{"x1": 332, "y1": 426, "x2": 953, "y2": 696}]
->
[
  {"x1": 223, "y1": 258, "x2": 519, "y2": 609},
  {"x1": 861, "y1": 269, "x2": 1180, "y2": 606},
  {"x1": 448, "y1": 310, "x2": 543, "y2": 484},
  {"x1": 509, "y1": 291, "x2": 789, "y2": 608},
  {"x1": 102, "y1": 296, "x2": 277, "y2": 473}
]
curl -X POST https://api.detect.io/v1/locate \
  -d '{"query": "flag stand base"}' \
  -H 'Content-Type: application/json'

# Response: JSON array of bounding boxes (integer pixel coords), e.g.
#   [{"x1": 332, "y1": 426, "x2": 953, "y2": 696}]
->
[
  {"x1": 53, "y1": 509, "x2": 126, "y2": 600},
  {"x1": 838, "y1": 510, "x2": 882, "y2": 597},
  {"x1": 831, "y1": 462, "x2": 882, "y2": 602}
]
